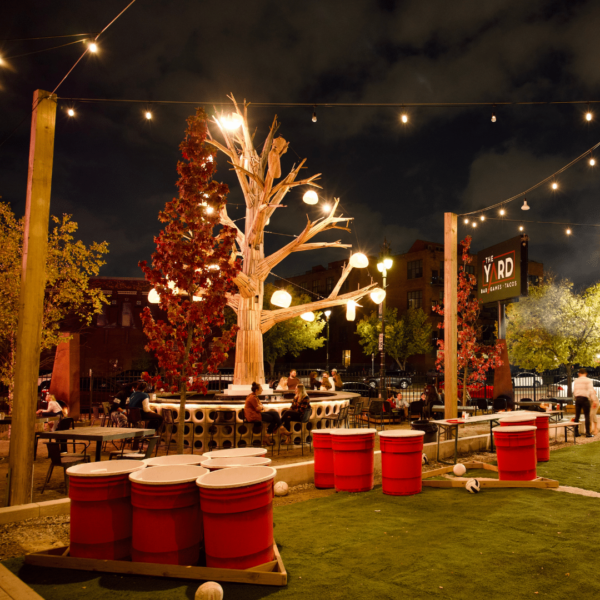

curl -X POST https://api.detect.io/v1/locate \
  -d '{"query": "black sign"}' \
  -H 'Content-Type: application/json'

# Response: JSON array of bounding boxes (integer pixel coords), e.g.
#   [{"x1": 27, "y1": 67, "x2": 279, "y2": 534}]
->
[{"x1": 477, "y1": 236, "x2": 528, "y2": 304}]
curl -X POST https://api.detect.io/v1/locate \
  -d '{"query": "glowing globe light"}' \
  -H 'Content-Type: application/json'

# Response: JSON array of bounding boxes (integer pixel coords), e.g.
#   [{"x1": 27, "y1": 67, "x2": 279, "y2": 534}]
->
[
  {"x1": 300, "y1": 312, "x2": 315, "y2": 322},
  {"x1": 586, "y1": 111, "x2": 593, "y2": 121},
  {"x1": 346, "y1": 300, "x2": 356, "y2": 321},
  {"x1": 370, "y1": 288, "x2": 386, "y2": 304},
  {"x1": 221, "y1": 113, "x2": 243, "y2": 130},
  {"x1": 401, "y1": 113, "x2": 408, "y2": 124},
  {"x1": 89, "y1": 42, "x2": 98, "y2": 53},
  {"x1": 148, "y1": 289, "x2": 160, "y2": 304},
  {"x1": 145, "y1": 111, "x2": 152, "y2": 120},
  {"x1": 303, "y1": 190, "x2": 318, "y2": 205},
  {"x1": 349, "y1": 252, "x2": 368, "y2": 269},
  {"x1": 590, "y1": 157, "x2": 596, "y2": 166},
  {"x1": 67, "y1": 108, "x2": 75, "y2": 117},
  {"x1": 271, "y1": 289, "x2": 292, "y2": 308}
]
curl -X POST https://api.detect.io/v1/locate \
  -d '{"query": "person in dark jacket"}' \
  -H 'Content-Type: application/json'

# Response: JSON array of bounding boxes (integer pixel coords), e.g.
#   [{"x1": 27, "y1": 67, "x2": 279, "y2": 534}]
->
[
  {"x1": 110, "y1": 383, "x2": 131, "y2": 427},
  {"x1": 309, "y1": 372, "x2": 321, "y2": 390},
  {"x1": 129, "y1": 382, "x2": 163, "y2": 431},
  {"x1": 281, "y1": 384, "x2": 311, "y2": 442}
]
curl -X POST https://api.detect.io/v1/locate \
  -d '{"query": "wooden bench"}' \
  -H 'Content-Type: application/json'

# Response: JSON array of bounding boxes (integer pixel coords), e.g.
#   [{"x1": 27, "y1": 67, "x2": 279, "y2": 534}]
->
[{"x1": 549, "y1": 421, "x2": 580, "y2": 444}]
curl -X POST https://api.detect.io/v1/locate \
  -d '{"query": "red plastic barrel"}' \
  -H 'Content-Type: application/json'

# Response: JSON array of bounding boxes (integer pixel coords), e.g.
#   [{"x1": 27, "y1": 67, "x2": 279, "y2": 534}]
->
[
  {"x1": 202, "y1": 448, "x2": 268, "y2": 460},
  {"x1": 493, "y1": 425, "x2": 537, "y2": 480},
  {"x1": 201, "y1": 456, "x2": 272, "y2": 471},
  {"x1": 130, "y1": 465, "x2": 208, "y2": 565},
  {"x1": 312, "y1": 429, "x2": 336, "y2": 489},
  {"x1": 499, "y1": 414, "x2": 537, "y2": 427},
  {"x1": 67, "y1": 460, "x2": 145, "y2": 559},
  {"x1": 197, "y1": 466, "x2": 276, "y2": 569},
  {"x1": 378, "y1": 430, "x2": 425, "y2": 496},
  {"x1": 330, "y1": 429, "x2": 376, "y2": 493},
  {"x1": 144, "y1": 454, "x2": 207, "y2": 467},
  {"x1": 534, "y1": 414, "x2": 550, "y2": 462}
]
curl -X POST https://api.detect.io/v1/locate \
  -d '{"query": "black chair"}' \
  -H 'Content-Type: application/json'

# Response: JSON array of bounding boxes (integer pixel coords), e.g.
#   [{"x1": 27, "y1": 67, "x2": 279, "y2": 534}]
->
[
  {"x1": 328, "y1": 405, "x2": 349, "y2": 429},
  {"x1": 409, "y1": 400, "x2": 424, "y2": 422},
  {"x1": 367, "y1": 400, "x2": 391, "y2": 431},
  {"x1": 109, "y1": 436, "x2": 160, "y2": 460},
  {"x1": 279, "y1": 407, "x2": 312, "y2": 456},
  {"x1": 349, "y1": 401, "x2": 363, "y2": 428},
  {"x1": 493, "y1": 396, "x2": 508, "y2": 411},
  {"x1": 127, "y1": 407, "x2": 145, "y2": 428},
  {"x1": 476, "y1": 398, "x2": 490, "y2": 415},
  {"x1": 41, "y1": 441, "x2": 90, "y2": 494},
  {"x1": 34, "y1": 416, "x2": 76, "y2": 460}
]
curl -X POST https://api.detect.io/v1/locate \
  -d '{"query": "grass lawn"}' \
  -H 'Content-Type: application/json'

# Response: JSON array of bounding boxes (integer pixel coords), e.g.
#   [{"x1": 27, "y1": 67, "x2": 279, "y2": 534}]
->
[{"x1": 4, "y1": 442, "x2": 600, "y2": 599}]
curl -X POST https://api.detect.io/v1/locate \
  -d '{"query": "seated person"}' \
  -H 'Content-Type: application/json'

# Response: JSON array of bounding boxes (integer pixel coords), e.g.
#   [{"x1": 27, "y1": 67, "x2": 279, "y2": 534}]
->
[
  {"x1": 244, "y1": 383, "x2": 290, "y2": 446},
  {"x1": 286, "y1": 370, "x2": 300, "y2": 391},
  {"x1": 129, "y1": 382, "x2": 163, "y2": 431},
  {"x1": 388, "y1": 391, "x2": 409, "y2": 419},
  {"x1": 320, "y1": 372, "x2": 332, "y2": 390},
  {"x1": 110, "y1": 383, "x2": 131, "y2": 427},
  {"x1": 331, "y1": 369, "x2": 343, "y2": 390},
  {"x1": 276, "y1": 376, "x2": 289, "y2": 391},
  {"x1": 281, "y1": 384, "x2": 311, "y2": 443},
  {"x1": 36, "y1": 394, "x2": 66, "y2": 430},
  {"x1": 309, "y1": 371, "x2": 321, "y2": 390}
]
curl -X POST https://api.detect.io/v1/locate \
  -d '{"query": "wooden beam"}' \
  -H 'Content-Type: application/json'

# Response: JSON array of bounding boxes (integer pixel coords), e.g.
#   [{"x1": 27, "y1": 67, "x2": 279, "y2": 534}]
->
[
  {"x1": 444, "y1": 212, "x2": 458, "y2": 420},
  {"x1": 8, "y1": 90, "x2": 57, "y2": 506},
  {"x1": 0, "y1": 564, "x2": 45, "y2": 599}
]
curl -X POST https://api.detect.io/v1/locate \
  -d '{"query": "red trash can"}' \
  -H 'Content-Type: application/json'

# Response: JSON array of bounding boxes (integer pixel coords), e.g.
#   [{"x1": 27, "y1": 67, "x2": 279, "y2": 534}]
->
[
  {"x1": 493, "y1": 425, "x2": 537, "y2": 480},
  {"x1": 499, "y1": 414, "x2": 537, "y2": 427},
  {"x1": 130, "y1": 465, "x2": 208, "y2": 565},
  {"x1": 202, "y1": 448, "x2": 268, "y2": 460},
  {"x1": 144, "y1": 454, "x2": 207, "y2": 467},
  {"x1": 201, "y1": 456, "x2": 272, "y2": 472},
  {"x1": 197, "y1": 466, "x2": 276, "y2": 569},
  {"x1": 534, "y1": 414, "x2": 550, "y2": 462},
  {"x1": 67, "y1": 460, "x2": 145, "y2": 559},
  {"x1": 312, "y1": 429, "x2": 336, "y2": 489},
  {"x1": 378, "y1": 430, "x2": 426, "y2": 496},
  {"x1": 330, "y1": 429, "x2": 377, "y2": 493}
]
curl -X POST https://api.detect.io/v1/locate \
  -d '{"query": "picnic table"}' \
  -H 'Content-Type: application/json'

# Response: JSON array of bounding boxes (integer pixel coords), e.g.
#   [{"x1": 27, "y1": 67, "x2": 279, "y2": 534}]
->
[
  {"x1": 0, "y1": 415, "x2": 60, "y2": 426},
  {"x1": 37, "y1": 426, "x2": 154, "y2": 462}
]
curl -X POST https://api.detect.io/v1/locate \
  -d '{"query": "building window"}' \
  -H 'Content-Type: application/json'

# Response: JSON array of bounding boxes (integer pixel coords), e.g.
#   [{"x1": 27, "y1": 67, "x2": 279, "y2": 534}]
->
[
  {"x1": 326, "y1": 277, "x2": 334, "y2": 294},
  {"x1": 342, "y1": 350, "x2": 351, "y2": 368},
  {"x1": 312, "y1": 280, "x2": 320, "y2": 295},
  {"x1": 338, "y1": 326, "x2": 348, "y2": 344},
  {"x1": 407, "y1": 259, "x2": 423, "y2": 279},
  {"x1": 121, "y1": 302, "x2": 133, "y2": 327},
  {"x1": 408, "y1": 290, "x2": 422, "y2": 309},
  {"x1": 465, "y1": 265, "x2": 475, "y2": 275}
]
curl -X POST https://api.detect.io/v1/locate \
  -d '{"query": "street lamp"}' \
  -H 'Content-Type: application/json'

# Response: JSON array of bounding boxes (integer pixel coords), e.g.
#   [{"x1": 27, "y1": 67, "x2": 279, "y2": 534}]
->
[
  {"x1": 377, "y1": 242, "x2": 393, "y2": 399},
  {"x1": 325, "y1": 310, "x2": 331, "y2": 371}
]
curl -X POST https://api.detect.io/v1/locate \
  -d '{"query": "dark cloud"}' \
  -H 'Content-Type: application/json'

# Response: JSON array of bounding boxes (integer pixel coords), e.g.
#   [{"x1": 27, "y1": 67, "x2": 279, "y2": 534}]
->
[{"x1": 1, "y1": 0, "x2": 600, "y2": 285}]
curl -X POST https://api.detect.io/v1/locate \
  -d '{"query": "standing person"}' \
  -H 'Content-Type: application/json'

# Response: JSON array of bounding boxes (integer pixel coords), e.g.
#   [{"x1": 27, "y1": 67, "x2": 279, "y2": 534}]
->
[
  {"x1": 287, "y1": 370, "x2": 300, "y2": 391},
  {"x1": 321, "y1": 372, "x2": 332, "y2": 390},
  {"x1": 281, "y1": 383, "x2": 311, "y2": 443},
  {"x1": 129, "y1": 382, "x2": 164, "y2": 432},
  {"x1": 109, "y1": 383, "x2": 131, "y2": 427},
  {"x1": 244, "y1": 382, "x2": 290, "y2": 446},
  {"x1": 309, "y1": 372, "x2": 321, "y2": 390},
  {"x1": 331, "y1": 369, "x2": 343, "y2": 389},
  {"x1": 572, "y1": 368, "x2": 595, "y2": 438}
]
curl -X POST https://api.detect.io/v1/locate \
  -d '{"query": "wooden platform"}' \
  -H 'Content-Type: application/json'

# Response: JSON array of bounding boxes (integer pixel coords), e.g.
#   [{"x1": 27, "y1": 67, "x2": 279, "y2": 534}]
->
[
  {"x1": 422, "y1": 461, "x2": 559, "y2": 489},
  {"x1": 0, "y1": 564, "x2": 45, "y2": 600},
  {"x1": 24, "y1": 542, "x2": 287, "y2": 587}
]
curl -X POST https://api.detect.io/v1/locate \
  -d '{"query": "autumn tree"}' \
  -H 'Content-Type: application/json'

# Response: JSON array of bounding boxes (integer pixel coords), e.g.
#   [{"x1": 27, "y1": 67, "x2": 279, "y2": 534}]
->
[
  {"x1": 506, "y1": 278, "x2": 600, "y2": 395},
  {"x1": 433, "y1": 236, "x2": 503, "y2": 405},
  {"x1": 356, "y1": 307, "x2": 433, "y2": 370},
  {"x1": 262, "y1": 283, "x2": 326, "y2": 376},
  {"x1": 140, "y1": 108, "x2": 240, "y2": 454},
  {"x1": 0, "y1": 203, "x2": 108, "y2": 394}
]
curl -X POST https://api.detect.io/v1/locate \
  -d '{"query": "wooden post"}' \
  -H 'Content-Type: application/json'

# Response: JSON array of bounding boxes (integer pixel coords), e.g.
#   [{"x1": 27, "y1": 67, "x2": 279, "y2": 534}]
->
[
  {"x1": 7, "y1": 90, "x2": 57, "y2": 506},
  {"x1": 444, "y1": 212, "x2": 458, "y2": 420}
]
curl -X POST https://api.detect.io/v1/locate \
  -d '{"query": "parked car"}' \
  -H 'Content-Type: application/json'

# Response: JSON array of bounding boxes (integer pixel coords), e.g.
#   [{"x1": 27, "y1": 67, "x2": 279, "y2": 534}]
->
[
  {"x1": 364, "y1": 372, "x2": 412, "y2": 390},
  {"x1": 554, "y1": 378, "x2": 600, "y2": 397},
  {"x1": 341, "y1": 381, "x2": 378, "y2": 398},
  {"x1": 512, "y1": 372, "x2": 543, "y2": 387}
]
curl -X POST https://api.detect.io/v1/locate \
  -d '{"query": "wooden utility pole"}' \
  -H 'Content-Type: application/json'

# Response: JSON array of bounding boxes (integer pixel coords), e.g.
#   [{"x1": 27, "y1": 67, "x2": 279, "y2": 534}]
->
[
  {"x1": 444, "y1": 212, "x2": 458, "y2": 419},
  {"x1": 7, "y1": 90, "x2": 57, "y2": 506}
]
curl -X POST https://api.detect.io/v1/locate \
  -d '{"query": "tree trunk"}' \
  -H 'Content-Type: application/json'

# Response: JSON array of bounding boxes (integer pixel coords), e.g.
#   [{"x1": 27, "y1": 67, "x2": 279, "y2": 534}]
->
[
  {"x1": 461, "y1": 365, "x2": 469, "y2": 406},
  {"x1": 177, "y1": 383, "x2": 187, "y2": 454},
  {"x1": 268, "y1": 361, "x2": 275, "y2": 378}
]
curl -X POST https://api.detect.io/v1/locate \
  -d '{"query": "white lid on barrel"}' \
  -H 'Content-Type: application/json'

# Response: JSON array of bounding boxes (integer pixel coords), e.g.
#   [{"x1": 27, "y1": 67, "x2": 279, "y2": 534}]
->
[
  {"x1": 202, "y1": 456, "x2": 272, "y2": 470},
  {"x1": 378, "y1": 430, "x2": 426, "y2": 438},
  {"x1": 312, "y1": 428, "x2": 339, "y2": 436},
  {"x1": 500, "y1": 414, "x2": 537, "y2": 424},
  {"x1": 196, "y1": 466, "x2": 276, "y2": 489},
  {"x1": 130, "y1": 464, "x2": 208, "y2": 485},
  {"x1": 330, "y1": 428, "x2": 377, "y2": 436},
  {"x1": 201, "y1": 448, "x2": 268, "y2": 459},
  {"x1": 67, "y1": 459, "x2": 146, "y2": 477},
  {"x1": 143, "y1": 454, "x2": 208, "y2": 467},
  {"x1": 492, "y1": 425, "x2": 537, "y2": 433}
]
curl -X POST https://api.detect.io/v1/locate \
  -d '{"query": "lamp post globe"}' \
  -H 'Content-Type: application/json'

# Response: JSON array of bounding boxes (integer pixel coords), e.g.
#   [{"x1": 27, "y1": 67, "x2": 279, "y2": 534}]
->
[{"x1": 377, "y1": 241, "x2": 393, "y2": 399}]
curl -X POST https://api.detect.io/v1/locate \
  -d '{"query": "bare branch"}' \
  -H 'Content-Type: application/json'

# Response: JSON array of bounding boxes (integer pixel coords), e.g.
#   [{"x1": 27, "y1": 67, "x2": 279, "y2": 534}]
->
[
  {"x1": 330, "y1": 262, "x2": 353, "y2": 299},
  {"x1": 295, "y1": 241, "x2": 352, "y2": 253},
  {"x1": 218, "y1": 205, "x2": 245, "y2": 249}
]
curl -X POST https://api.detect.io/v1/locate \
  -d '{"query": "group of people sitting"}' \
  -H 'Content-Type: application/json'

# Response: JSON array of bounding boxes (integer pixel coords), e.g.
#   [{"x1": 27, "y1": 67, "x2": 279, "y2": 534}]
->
[
  {"x1": 107, "y1": 381, "x2": 164, "y2": 431},
  {"x1": 386, "y1": 386, "x2": 443, "y2": 420},
  {"x1": 245, "y1": 381, "x2": 311, "y2": 446},
  {"x1": 270, "y1": 369, "x2": 343, "y2": 392}
]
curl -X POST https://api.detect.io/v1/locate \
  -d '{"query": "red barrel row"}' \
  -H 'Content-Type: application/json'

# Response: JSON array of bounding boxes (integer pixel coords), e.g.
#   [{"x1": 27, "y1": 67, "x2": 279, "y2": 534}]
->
[{"x1": 500, "y1": 413, "x2": 550, "y2": 462}]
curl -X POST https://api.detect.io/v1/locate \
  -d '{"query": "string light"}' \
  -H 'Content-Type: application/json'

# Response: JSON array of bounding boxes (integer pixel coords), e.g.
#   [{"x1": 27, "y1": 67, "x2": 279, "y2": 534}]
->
[
  {"x1": 312, "y1": 107, "x2": 317, "y2": 123},
  {"x1": 586, "y1": 105, "x2": 593, "y2": 121},
  {"x1": 480, "y1": 215, "x2": 485, "y2": 221},
  {"x1": 464, "y1": 218, "x2": 469, "y2": 224},
  {"x1": 0, "y1": 57, "x2": 4, "y2": 66},
  {"x1": 551, "y1": 182, "x2": 558, "y2": 190},
  {"x1": 67, "y1": 108, "x2": 75, "y2": 117},
  {"x1": 401, "y1": 113, "x2": 408, "y2": 124},
  {"x1": 491, "y1": 105, "x2": 497, "y2": 123},
  {"x1": 521, "y1": 199, "x2": 530, "y2": 210},
  {"x1": 205, "y1": 206, "x2": 214, "y2": 214},
  {"x1": 519, "y1": 225, "x2": 524, "y2": 231},
  {"x1": 88, "y1": 42, "x2": 98, "y2": 53},
  {"x1": 500, "y1": 208, "x2": 506, "y2": 216},
  {"x1": 145, "y1": 111, "x2": 152, "y2": 120},
  {"x1": 590, "y1": 156, "x2": 596, "y2": 166},
  {"x1": 323, "y1": 203, "x2": 331, "y2": 213},
  {"x1": 566, "y1": 228, "x2": 572, "y2": 235},
  {"x1": 472, "y1": 222, "x2": 477, "y2": 228}
]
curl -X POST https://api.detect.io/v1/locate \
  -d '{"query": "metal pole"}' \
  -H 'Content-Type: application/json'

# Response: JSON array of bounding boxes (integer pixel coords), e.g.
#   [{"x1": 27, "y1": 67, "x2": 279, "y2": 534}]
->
[
  {"x1": 379, "y1": 270, "x2": 386, "y2": 399},
  {"x1": 89, "y1": 368, "x2": 93, "y2": 422},
  {"x1": 326, "y1": 317, "x2": 330, "y2": 371}
]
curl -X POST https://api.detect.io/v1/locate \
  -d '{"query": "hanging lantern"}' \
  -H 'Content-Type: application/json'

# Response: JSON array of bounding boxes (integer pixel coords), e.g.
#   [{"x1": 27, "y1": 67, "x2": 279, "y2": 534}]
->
[
  {"x1": 221, "y1": 113, "x2": 243, "y2": 130},
  {"x1": 349, "y1": 252, "x2": 369, "y2": 269},
  {"x1": 370, "y1": 288, "x2": 386, "y2": 304},
  {"x1": 148, "y1": 288, "x2": 160, "y2": 304},
  {"x1": 271, "y1": 289, "x2": 292, "y2": 308},
  {"x1": 300, "y1": 312, "x2": 315, "y2": 322},
  {"x1": 303, "y1": 190, "x2": 318, "y2": 205},
  {"x1": 346, "y1": 300, "x2": 356, "y2": 321}
]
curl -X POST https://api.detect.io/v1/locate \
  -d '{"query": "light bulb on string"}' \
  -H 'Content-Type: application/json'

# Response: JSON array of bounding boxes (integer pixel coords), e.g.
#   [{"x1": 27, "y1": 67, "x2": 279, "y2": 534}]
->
[
  {"x1": 67, "y1": 108, "x2": 75, "y2": 117},
  {"x1": 88, "y1": 42, "x2": 98, "y2": 53},
  {"x1": 551, "y1": 181, "x2": 558, "y2": 190},
  {"x1": 566, "y1": 228, "x2": 572, "y2": 235},
  {"x1": 464, "y1": 218, "x2": 469, "y2": 224},
  {"x1": 491, "y1": 105, "x2": 497, "y2": 123},
  {"x1": 323, "y1": 203, "x2": 331, "y2": 214},
  {"x1": 519, "y1": 225, "x2": 524, "y2": 231},
  {"x1": 472, "y1": 222, "x2": 477, "y2": 228},
  {"x1": 586, "y1": 104, "x2": 593, "y2": 121},
  {"x1": 312, "y1": 107, "x2": 317, "y2": 123},
  {"x1": 521, "y1": 199, "x2": 530, "y2": 210},
  {"x1": 500, "y1": 208, "x2": 506, "y2": 216},
  {"x1": 590, "y1": 155, "x2": 596, "y2": 166},
  {"x1": 145, "y1": 111, "x2": 152, "y2": 120},
  {"x1": 480, "y1": 215, "x2": 485, "y2": 221},
  {"x1": 303, "y1": 190, "x2": 318, "y2": 205},
  {"x1": 401, "y1": 113, "x2": 408, "y2": 124}
]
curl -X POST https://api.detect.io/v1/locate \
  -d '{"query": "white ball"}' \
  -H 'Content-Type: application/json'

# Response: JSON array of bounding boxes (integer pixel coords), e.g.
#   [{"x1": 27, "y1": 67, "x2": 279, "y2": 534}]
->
[
  {"x1": 421, "y1": 453, "x2": 429, "y2": 465},
  {"x1": 453, "y1": 463, "x2": 467, "y2": 476},
  {"x1": 274, "y1": 481, "x2": 289, "y2": 496},
  {"x1": 465, "y1": 478, "x2": 481, "y2": 494},
  {"x1": 195, "y1": 582, "x2": 223, "y2": 600}
]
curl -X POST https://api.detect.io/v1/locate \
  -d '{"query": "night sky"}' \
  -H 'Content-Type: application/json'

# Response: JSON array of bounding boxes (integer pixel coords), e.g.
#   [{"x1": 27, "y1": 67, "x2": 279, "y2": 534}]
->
[{"x1": 2, "y1": 0, "x2": 600, "y2": 288}]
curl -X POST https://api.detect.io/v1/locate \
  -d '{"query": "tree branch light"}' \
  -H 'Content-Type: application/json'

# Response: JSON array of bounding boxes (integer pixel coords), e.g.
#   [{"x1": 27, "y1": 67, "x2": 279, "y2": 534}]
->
[
  {"x1": 303, "y1": 190, "x2": 318, "y2": 205},
  {"x1": 270, "y1": 289, "x2": 292, "y2": 308},
  {"x1": 349, "y1": 252, "x2": 369, "y2": 269},
  {"x1": 300, "y1": 312, "x2": 315, "y2": 322},
  {"x1": 346, "y1": 300, "x2": 356, "y2": 321}
]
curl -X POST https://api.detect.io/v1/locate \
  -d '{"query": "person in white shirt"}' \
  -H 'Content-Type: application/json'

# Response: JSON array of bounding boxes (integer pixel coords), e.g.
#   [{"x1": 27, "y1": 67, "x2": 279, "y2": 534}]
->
[{"x1": 572, "y1": 368, "x2": 597, "y2": 438}]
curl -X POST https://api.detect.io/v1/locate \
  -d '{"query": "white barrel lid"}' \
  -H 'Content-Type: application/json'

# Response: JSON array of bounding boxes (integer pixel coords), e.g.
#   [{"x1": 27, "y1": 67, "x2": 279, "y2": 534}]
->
[
  {"x1": 379, "y1": 430, "x2": 425, "y2": 438},
  {"x1": 312, "y1": 428, "x2": 338, "y2": 436},
  {"x1": 500, "y1": 414, "x2": 537, "y2": 423},
  {"x1": 67, "y1": 460, "x2": 145, "y2": 477},
  {"x1": 330, "y1": 428, "x2": 377, "y2": 436},
  {"x1": 202, "y1": 456, "x2": 272, "y2": 470},
  {"x1": 492, "y1": 425, "x2": 537, "y2": 433},
  {"x1": 130, "y1": 464, "x2": 208, "y2": 485},
  {"x1": 197, "y1": 466, "x2": 276, "y2": 489},
  {"x1": 201, "y1": 448, "x2": 268, "y2": 459},
  {"x1": 143, "y1": 455, "x2": 208, "y2": 467}
]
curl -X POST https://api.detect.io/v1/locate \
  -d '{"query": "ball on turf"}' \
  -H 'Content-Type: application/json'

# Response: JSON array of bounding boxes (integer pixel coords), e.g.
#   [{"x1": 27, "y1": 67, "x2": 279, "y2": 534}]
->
[
  {"x1": 195, "y1": 581, "x2": 223, "y2": 600},
  {"x1": 453, "y1": 463, "x2": 467, "y2": 476},
  {"x1": 274, "y1": 481, "x2": 289, "y2": 496},
  {"x1": 465, "y1": 478, "x2": 481, "y2": 493},
  {"x1": 422, "y1": 453, "x2": 429, "y2": 465}
]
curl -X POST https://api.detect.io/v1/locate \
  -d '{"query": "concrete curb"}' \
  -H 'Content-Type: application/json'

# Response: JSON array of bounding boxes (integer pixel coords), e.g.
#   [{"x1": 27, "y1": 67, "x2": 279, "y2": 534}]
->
[{"x1": 0, "y1": 498, "x2": 70, "y2": 525}]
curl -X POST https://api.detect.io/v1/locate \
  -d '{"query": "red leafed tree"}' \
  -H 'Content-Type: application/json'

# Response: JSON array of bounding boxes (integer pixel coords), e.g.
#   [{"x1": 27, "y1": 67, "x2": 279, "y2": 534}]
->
[
  {"x1": 433, "y1": 236, "x2": 503, "y2": 406},
  {"x1": 140, "y1": 108, "x2": 240, "y2": 453}
]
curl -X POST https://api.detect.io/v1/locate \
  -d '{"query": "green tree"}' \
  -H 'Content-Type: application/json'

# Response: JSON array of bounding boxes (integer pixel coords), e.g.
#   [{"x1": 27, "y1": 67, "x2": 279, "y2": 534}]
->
[
  {"x1": 356, "y1": 307, "x2": 433, "y2": 370},
  {"x1": 0, "y1": 203, "x2": 109, "y2": 394},
  {"x1": 506, "y1": 278, "x2": 600, "y2": 395},
  {"x1": 262, "y1": 283, "x2": 326, "y2": 376}
]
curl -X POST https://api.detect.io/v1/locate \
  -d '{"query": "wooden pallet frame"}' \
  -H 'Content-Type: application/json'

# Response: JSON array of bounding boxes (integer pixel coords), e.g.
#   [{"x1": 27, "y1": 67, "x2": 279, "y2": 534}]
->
[
  {"x1": 422, "y1": 461, "x2": 559, "y2": 489},
  {"x1": 24, "y1": 542, "x2": 287, "y2": 587}
]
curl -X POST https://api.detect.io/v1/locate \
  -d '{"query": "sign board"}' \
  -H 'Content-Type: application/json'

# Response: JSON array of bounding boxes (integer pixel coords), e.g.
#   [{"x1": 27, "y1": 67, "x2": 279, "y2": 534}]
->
[
  {"x1": 378, "y1": 333, "x2": 384, "y2": 351},
  {"x1": 477, "y1": 235, "x2": 528, "y2": 304}
]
